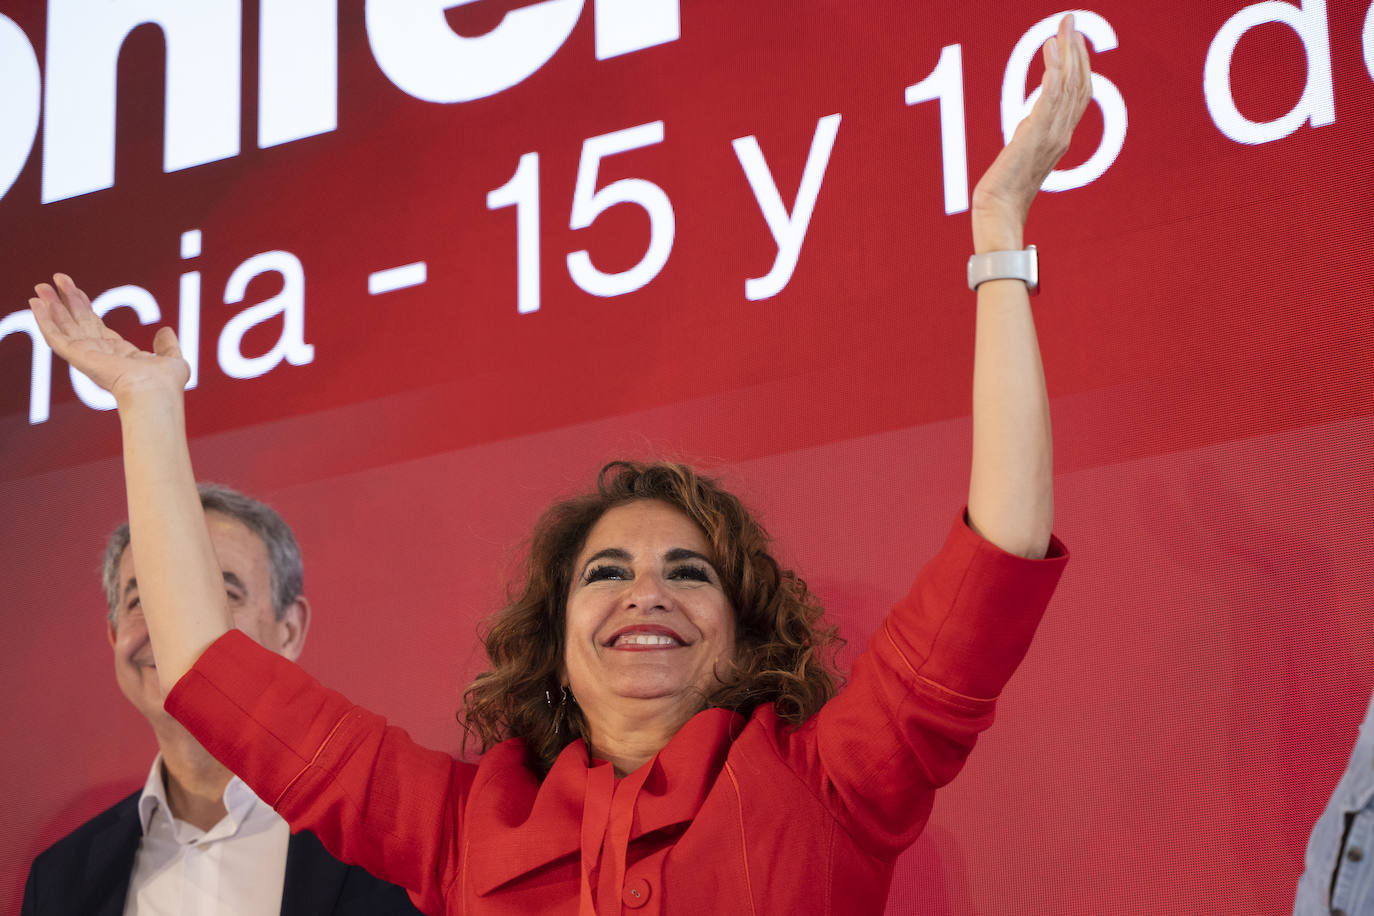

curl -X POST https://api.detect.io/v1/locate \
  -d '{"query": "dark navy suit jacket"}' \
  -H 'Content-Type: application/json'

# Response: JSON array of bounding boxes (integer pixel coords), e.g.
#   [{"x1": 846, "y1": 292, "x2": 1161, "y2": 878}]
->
[{"x1": 21, "y1": 791, "x2": 425, "y2": 916}]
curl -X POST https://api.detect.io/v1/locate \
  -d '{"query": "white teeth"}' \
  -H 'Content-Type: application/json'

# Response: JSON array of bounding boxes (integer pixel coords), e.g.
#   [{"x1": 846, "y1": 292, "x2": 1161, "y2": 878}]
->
[{"x1": 615, "y1": 634, "x2": 677, "y2": 646}]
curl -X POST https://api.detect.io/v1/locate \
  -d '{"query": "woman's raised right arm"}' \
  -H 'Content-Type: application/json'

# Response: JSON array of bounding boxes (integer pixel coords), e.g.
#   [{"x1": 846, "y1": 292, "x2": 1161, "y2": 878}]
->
[{"x1": 30, "y1": 274, "x2": 230, "y2": 691}]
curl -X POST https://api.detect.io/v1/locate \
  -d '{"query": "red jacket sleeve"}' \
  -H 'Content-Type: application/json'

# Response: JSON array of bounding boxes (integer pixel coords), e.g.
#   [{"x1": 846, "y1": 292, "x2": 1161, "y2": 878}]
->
[
  {"x1": 165, "y1": 631, "x2": 473, "y2": 915},
  {"x1": 781, "y1": 513, "x2": 1068, "y2": 858}
]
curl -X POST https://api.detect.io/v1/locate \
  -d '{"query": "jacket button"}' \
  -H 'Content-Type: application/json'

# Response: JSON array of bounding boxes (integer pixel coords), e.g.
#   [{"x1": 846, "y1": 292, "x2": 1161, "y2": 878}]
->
[
  {"x1": 1348, "y1": 846, "x2": 1365, "y2": 862},
  {"x1": 623, "y1": 876, "x2": 652, "y2": 908}
]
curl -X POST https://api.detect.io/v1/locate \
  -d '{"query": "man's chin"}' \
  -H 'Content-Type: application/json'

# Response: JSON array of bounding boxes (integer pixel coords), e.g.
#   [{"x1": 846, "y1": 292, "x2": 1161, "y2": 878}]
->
[
  {"x1": 115, "y1": 676, "x2": 167, "y2": 718},
  {"x1": 135, "y1": 700, "x2": 178, "y2": 727}
]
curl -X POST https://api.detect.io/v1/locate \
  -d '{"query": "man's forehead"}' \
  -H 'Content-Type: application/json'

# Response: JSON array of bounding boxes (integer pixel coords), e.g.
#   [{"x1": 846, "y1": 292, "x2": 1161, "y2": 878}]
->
[
  {"x1": 118, "y1": 512, "x2": 268, "y2": 585},
  {"x1": 120, "y1": 568, "x2": 245, "y2": 594}
]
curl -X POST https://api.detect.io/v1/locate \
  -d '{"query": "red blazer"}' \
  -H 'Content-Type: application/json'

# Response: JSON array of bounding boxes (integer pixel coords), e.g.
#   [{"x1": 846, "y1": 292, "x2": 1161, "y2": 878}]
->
[{"x1": 168, "y1": 516, "x2": 1067, "y2": 915}]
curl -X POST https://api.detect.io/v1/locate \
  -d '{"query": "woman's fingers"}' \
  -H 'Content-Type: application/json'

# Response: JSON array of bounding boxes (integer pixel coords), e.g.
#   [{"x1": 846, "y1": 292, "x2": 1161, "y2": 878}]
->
[
  {"x1": 1041, "y1": 39, "x2": 1062, "y2": 110},
  {"x1": 34, "y1": 278, "x2": 84, "y2": 332},
  {"x1": 152, "y1": 326, "x2": 182, "y2": 360},
  {"x1": 34, "y1": 274, "x2": 118, "y2": 350},
  {"x1": 1070, "y1": 21, "x2": 1091, "y2": 104},
  {"x1": 27, "y1": 296, "x2": 60, "y2": 346},
  {"x1": 28, "y1": 275, "x2": 123, "y2": 368},
  {"x1": 55, "y1": 273, "x2": 94, "y2": 317},
  {"x1": 1037, "y1": 15, "x2": 1091, "y2": 158},
  {"x1": 32, "y1": 281, "x2": 62, "y2": 313},
  {"x1": 30, "y1": 284, "x2": 82, "y2": 344},
  {"x1": 53, "y1": 273, "x2": 109, "y2": 338},
  {"x1": 1071, "y1": 28, "x2": 1090, "y2": 107}
]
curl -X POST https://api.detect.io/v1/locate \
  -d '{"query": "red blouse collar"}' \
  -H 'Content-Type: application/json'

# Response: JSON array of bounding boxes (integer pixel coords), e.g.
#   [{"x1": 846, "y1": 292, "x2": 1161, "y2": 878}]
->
[{"x1": 467, "y1": 706, "x2": 748, "y2": 895}]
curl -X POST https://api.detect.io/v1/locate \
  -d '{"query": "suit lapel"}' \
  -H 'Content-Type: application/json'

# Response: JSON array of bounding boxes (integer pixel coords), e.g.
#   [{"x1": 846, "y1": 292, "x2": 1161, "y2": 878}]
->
[
  {"x1": 279, "y1": 830, "x2": 350, "y2": 916},
  {"x1": 82, "y1": 793, "x2": 142, "y2": 916}
]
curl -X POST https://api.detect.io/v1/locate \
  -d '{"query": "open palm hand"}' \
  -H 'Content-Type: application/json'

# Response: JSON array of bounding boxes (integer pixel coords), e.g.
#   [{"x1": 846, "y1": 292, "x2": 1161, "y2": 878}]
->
[
  {"x1": 972, "y1": 14, "x2": 1094, "y2": 233},
  {"x1": 29, "y1": 274, "x2": 188, "y2": 402}
]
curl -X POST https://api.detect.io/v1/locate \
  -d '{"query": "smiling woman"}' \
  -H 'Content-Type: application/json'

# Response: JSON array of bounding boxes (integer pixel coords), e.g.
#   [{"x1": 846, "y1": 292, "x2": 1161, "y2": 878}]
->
[
  {"x1": 462, "y1": 461, "x2": 841, "y2": 777},
  {"x1": 25, "y1": 15, "x2": 1091, "y2": 914}
]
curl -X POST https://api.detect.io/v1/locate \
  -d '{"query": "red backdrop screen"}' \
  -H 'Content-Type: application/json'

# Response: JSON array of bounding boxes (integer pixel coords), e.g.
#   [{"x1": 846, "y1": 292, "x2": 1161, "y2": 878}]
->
[{"x1": 3, "y1": 1, "x2": 1374, "y2": 912}]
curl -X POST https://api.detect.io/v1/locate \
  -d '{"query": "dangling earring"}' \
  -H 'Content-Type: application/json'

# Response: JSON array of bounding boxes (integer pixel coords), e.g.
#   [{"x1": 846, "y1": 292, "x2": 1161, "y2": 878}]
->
[{"x1": 547, "y1": 685, "x2": 571, "y2": 736}]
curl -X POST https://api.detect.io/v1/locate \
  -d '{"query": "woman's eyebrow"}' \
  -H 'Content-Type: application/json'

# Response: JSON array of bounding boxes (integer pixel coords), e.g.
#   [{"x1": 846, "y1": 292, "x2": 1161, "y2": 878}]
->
[
  {"x1": 579, "y1": 547, "x2": 631, "y2": 577},
  {"x1": 664, "y1": 548, "x2": 713, "y2": 566}
]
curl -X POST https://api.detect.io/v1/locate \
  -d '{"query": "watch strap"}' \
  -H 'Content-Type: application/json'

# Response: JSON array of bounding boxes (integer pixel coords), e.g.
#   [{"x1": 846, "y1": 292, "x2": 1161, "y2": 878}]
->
[{"x1": 967, "y1": 244, "x2": 1039, "y2": 295}]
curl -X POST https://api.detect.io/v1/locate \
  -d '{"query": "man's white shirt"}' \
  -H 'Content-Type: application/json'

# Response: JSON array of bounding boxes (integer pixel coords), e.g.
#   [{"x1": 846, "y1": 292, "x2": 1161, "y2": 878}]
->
[{"x1": 122, "y1": 754, "x2": 289, "y2": 916}]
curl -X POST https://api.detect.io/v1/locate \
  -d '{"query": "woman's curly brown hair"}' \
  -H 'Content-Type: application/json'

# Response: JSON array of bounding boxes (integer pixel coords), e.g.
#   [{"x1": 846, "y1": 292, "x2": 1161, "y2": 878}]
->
[{"x1": 460, "y1": 460, "x2": 843, "y2": 776}]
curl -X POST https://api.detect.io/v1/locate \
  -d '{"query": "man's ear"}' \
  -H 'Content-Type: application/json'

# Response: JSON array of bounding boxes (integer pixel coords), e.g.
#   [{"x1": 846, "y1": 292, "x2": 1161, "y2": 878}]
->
[
  {"x1": 277, "y1": 596, "x2": 311, "y2": 662},
  {"x1": 106, "y1": 617, "x2": 117, "y2": 648}
]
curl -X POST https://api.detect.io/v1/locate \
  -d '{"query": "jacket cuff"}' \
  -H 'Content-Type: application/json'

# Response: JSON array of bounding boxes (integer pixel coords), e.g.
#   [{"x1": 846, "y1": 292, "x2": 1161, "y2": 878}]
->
[
  {"x1": 888, "y1": 512, "x2": 1069, "y2": 700},
  {"x1": 166, "y1": 630, "x2": 355, "y2": 808}
]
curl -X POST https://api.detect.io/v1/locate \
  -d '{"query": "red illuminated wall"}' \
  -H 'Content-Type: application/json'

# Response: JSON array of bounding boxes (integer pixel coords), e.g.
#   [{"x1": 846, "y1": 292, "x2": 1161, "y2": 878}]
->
[{"x1": 3, "y1": 1, "x2": 1373, "y2": 912}]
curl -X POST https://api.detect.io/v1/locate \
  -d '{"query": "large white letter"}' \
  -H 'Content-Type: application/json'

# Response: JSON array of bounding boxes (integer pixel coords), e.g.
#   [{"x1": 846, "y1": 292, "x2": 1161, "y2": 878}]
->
[
  {"x1": 179, "y1": 229, "x2": 203, "y2": 389},
  {"x1": 0, "y1": 15, "x2": 40, "y2": 203},
  {"x1": 732, "y1": 113, "x2": 841, "y2": 302},
  {"x1": 43, "y1": 0, "x2": 240, "y2": 203},
  {"x1": 0, "y1": 310, "x2": 52, "y2": 424},
  {"x1": 1365, "y1": 0, "x2": 1374, "y2": 83},
  {"x1": 594, "y1": 0, "x2": 679, "y2": 60},
  {"x1": 259, "y1": 0, "x2": 337, "y2": 148},
  {"x1": 1204, "y1": 0, "x2": 1333, "y2": 144},
  {"x1": 366, "y1": 0, "x2": 583, "y2": 103},
  {"x1": 74, "y1": 286, "x2": 162, "y2": 411},
  {"x1": 219, "y1": 251, "x2": 314, "y2": 380},
  {"x1": 1003, "y1": 10, "x2": 1126, "y2": 193}
]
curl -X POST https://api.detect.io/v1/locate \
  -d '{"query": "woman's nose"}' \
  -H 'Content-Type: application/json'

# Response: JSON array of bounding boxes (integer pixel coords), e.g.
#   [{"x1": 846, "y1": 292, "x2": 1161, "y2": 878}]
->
[{"x1": 624, "y1": 572, "x2": 668, "y2": 611}]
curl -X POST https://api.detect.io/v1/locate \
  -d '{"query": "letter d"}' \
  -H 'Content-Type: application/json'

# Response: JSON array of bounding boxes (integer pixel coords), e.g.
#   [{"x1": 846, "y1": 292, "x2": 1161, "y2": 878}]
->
[{"x1": 1203, "y1": 0, "x2": 1334, "y2": 144}]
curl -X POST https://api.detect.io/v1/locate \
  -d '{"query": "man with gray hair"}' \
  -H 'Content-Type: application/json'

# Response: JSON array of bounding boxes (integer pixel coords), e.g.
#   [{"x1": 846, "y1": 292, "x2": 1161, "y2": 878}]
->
[{"x1": 22, "y1": 483, "x2": 421, "y2": 915}]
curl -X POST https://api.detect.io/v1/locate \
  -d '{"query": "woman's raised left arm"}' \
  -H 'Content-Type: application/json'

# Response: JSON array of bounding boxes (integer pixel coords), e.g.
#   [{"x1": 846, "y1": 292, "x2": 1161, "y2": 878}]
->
[{"x1": 966, "y1": 14, "x2": 1092, "y2": 558}]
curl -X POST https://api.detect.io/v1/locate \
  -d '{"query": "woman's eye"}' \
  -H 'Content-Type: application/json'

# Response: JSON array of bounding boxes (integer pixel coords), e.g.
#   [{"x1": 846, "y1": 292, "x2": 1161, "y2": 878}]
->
[
  {"x1": 585, "y1": 565, "x2": 628, "y2": 583},
  {"x1": 668, "y1": 564, "x2": 711, "y2": 582}
]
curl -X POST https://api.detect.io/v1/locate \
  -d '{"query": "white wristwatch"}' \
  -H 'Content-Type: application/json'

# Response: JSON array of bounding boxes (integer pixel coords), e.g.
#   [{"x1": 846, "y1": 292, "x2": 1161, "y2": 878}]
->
[{"x1": 967, "y1": 245, "x2": 1038, "y2": 295}]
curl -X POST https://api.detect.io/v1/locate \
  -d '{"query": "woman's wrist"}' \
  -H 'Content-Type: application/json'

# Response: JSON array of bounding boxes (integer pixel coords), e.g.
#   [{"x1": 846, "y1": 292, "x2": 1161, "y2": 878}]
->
[
  {"x1": 113, "y1": 374, "x2": 187, "y2": 410},
  {"x1": 970, "y1": 203, "x2": 1026, "y2": 254}
]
